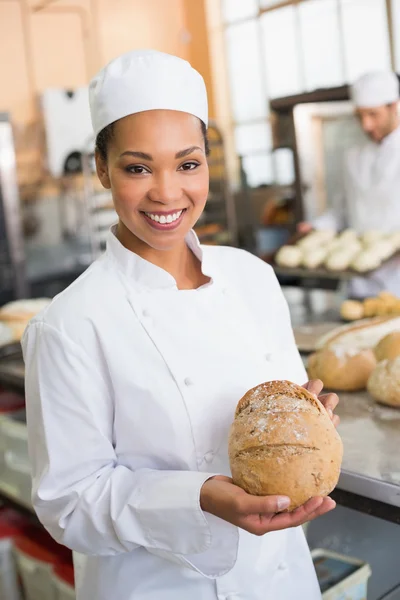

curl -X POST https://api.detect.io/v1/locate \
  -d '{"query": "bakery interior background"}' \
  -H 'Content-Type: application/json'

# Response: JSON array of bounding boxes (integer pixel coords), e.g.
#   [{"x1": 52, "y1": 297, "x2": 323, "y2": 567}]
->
[{"x1": 1, "y1": 1, "x2": 400, "y2": 599}]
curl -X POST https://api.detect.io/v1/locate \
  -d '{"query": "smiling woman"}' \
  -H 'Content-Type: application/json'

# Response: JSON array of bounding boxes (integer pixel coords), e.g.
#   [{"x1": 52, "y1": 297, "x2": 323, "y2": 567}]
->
[{"x1": 22, "y1": 49, "x2": 338, "y2": 600}]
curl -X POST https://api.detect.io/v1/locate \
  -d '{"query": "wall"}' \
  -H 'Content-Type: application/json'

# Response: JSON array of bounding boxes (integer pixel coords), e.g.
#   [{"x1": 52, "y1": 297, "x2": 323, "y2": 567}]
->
[{"x1": 0, "y1": 0, "x2": 215, "y2": 192}]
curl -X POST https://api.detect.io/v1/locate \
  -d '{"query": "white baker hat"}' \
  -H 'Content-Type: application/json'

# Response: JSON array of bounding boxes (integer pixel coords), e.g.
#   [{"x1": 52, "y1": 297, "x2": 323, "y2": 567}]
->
[
  {"x1": 89, "y1": 49, "x2": 208, "y2": 137},
  {"x1": 351, "y1": 71, "x2": 399, "y2": 108}
]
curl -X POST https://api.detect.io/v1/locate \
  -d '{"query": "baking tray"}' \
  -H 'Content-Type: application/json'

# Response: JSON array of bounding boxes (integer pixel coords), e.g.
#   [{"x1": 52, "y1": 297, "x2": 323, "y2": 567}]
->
[{"x1": 267, "y1": 232, "x2": 400, "y2": 280}]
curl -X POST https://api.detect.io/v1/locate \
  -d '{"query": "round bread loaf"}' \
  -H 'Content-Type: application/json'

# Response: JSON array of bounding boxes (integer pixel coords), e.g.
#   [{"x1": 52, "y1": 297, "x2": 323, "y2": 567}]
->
[
  {"x1": 374, "y1": 332, "x2": 400, "y2": 362},
  {"x1": 340, "y1": 300, "x2": 364, "y2": 321},
  {"x1": 367, "y1": 357, "x2": 400, "y2": 407},
  {"x1": 228, "y1": 380, "x2": 343, "y2": 511},
  {"x1": 308, "y1": 347, "x2": 376, "y2": 391}
]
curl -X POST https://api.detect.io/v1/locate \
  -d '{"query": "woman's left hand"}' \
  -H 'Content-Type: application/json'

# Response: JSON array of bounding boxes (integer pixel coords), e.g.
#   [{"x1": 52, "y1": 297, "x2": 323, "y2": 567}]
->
[{"x1": 303, "y1": 379, "x2": 340, "y2": 428}]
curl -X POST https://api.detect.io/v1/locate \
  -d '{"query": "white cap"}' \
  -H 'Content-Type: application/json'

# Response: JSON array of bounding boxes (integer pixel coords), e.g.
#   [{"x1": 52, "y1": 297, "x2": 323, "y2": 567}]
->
[
  {"x1": 89, "y1": 49, "x2": 208, "y2": 137},
  {"x1": 351, "y1": 71, "x2": 399, "y2": 108}
]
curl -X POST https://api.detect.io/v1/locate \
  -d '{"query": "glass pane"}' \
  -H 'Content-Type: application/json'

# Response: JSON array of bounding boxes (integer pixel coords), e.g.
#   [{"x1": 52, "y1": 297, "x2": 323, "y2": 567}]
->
[
  {"x1": 225, "y1": 20, "x2": 268, "y2": 121},
  {"x1": 299, "y1": 0, "x2": 344, "y2": 90},
  {"x1": 242, "y1": 153, "x2": 274, "y2": 187},
  {"x1": 234, "y1": 122, "x2": 272, "y2": 156},
  {"x1": 273, "y1": 148, "x2": 295, "y2": 185},
  {"x1": 340, "y1": 0, "x2": 391, "y2": 82},
  {"x1": 221, "y1": 0, "x2": 259, "y2": 24},
  {"x1": 260, "y1": 7, "x2": 302, "y2": 98},
  {"x1": 391, "y1": 0, "x2": 400, "y2": 71}
]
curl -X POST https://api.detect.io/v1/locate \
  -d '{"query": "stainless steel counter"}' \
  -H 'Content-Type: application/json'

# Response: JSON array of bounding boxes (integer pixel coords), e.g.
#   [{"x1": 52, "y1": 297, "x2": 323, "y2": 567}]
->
[{"x1": 336, "y1": 392, "x2": 400, "y2": 509}]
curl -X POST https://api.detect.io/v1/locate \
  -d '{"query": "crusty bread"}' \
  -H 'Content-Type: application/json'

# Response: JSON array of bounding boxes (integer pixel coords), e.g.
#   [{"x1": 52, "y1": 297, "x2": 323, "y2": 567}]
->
[
  {"x1": 309, "y1": 317, "x2": 400, "y2": 391},
  {"x1": 316, "y1": 316, "x2": 400, "y2": 352},
  {"x1": 229, "y1": 380, "x2": 343, "y2": 511},
  {"x1": 367, "y1": 358, "x2": 400, "y2": 407},
  {"x1": 308, "y1": 348, "x2": 376, "y2": 391},
  {"x1": 340, "y1": 300, "x2": 364, "y2": 321},
  {"x1": 374, "y1": 332, "x2": 400, "y2": 362}
]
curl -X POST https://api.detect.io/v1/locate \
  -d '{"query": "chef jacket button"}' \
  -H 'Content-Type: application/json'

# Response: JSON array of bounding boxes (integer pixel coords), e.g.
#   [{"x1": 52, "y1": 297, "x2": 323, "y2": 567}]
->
[
  {"x1": 265, "y1": 352, "x2": 273, "y2": 361},
  {"x1": 204, "y1": 451, "x2": 214, "y2": 463},
  {"x1": 184, "y1": 377, "x2": 194, "y2": 386},
  {"x1": 278, "y1": 562, "x2": 288, "y2": 571},
  {"x1": 142, "y1": 309, "x2": 150, "y2": 318}
]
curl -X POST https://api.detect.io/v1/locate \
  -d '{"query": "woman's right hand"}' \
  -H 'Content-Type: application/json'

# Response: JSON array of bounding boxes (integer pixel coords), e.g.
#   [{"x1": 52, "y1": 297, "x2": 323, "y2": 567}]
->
[{"x1": 200, "y1": 476, "x2": 335, "y2": 536}]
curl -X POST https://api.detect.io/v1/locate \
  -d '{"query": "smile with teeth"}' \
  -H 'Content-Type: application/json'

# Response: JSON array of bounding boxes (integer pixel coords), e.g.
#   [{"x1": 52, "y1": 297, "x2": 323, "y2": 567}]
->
[{"x1": 144, "y1": 210, "x2": 184, "y2": 224}]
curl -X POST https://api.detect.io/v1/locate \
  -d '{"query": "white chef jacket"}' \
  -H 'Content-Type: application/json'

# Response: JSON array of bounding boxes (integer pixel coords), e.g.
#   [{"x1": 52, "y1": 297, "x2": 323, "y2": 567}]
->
[
  {"x1": 314, "y1": 125, "x2": 400, "y2": 296},
  {"x1": 22, "y1": 227, "x2": 321, "y2": 600}
]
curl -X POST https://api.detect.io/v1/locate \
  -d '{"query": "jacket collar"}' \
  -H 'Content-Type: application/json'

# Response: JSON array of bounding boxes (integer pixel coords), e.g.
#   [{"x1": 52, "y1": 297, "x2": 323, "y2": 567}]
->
[{"x1": 105, "y1": 225, "x2": 214, "y2": 290}]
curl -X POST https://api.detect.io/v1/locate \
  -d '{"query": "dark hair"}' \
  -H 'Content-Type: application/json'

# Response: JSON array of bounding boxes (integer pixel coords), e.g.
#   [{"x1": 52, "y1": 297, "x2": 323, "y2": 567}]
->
[{"x1": 95, "y1": 118, "x2": 210, "y2": 161}]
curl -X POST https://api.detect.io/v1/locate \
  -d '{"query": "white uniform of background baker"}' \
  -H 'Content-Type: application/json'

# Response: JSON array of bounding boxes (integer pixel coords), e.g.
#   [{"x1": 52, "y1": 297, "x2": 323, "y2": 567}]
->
[
  {"x1": 313, "y1": 71, "x2": 400, "y2": 297},
  {"x1": 22, "y1": 50, "x2": 325, "y2": 600}
]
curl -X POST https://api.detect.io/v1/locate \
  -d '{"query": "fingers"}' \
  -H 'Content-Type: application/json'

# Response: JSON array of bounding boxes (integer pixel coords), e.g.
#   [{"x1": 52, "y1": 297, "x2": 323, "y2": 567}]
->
[
  {"x1": 332, "y1": 414, "x2": 340, "y2": 427},
  {"x1": 268, "y1": 497, "x2": 336, "y2": 531},
  {"x1": 301, "y1": 497, "x2": 336, "y2": 523},
  {"x1": 303, "y1": 379, "x2": 324, "y2": 397},
  {"x1": 236, "y1": 493, "x2": 290, "y2": 516},
  {"x1": 319, "y1": 392, "x2": 339, "y2": 415}
]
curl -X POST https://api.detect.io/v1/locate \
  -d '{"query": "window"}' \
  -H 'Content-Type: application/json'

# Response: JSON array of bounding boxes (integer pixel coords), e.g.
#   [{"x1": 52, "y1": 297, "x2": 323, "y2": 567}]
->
[
  {"x1": 234, "y1": 122, "x2": 272, "y2": 156},
  {"x1": 242, "y1": 154, "x2": 274, "y2": 187},
  {"x1": 340, "y1": 0, "x2": 391, "y2": 81},
  {"x1": 260, "y1": 6, "x2": 302, "y2": 99},
  {"x1": 221, "y1": 0, "x2": 258, "y2": 24},
  {"x1": 299, "y1": 0, "x2": 344, "y2": 90},
  {"x1": 225, "y1": 20, "x2": 267, "y2": 121}
]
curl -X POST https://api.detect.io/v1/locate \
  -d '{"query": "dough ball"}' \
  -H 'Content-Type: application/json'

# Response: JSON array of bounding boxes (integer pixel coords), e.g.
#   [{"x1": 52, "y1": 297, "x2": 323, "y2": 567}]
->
[
  {"x1": 374, "y1": 331, "x2": 400, "y2": 362},
  {"x1": 367, "y1": 357, "x2": 400, "y2": 407},
  {"x1": 338, "y1": 229, "x2": 358, "y2": 243},
  {"x1": 340, "y1": 300, "x2": 364, "y2": 321},
  {"x1": 276, "y1": 246, "x2": 302, "y2": 268},
  {"x1": 388, "y1": 232, "x2": 400, "y2": 250},
  {"x1": 351, "y1": 250, "x2": 382, "y2": 273},
  {"x1": 298, "y1": 231, "x2": 332, "y2": 251},
  {"x1": 308, "y1": 347, "x2": 377, "y2": 391},
  {"x1": 229, "y1": 380, "x2": 343, "y2": 511},
  {"x1": 369, "y1": 239, "x2": 396, "y2": 261},
  {"x1": 302, "y1": 247, "x2": 328, "y2": 269},
  {"x1": 362, "y1": 230, "x2": 385, "y2": 246},
  {"x1": 325, "y1": 249, "x2": 357, "y2": 271}
]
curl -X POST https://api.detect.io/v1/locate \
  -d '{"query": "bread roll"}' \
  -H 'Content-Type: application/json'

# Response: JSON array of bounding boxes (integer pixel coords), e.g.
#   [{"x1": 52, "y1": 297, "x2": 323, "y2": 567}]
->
[
  {"x1": 297, "y1": 230, "x2": 334, "y2": 251},
  {"x1": 338, "y1": 229, "x2": 358, "y2": 243},
  {"x1": 325, "y1": 247, "x2": 358, "y2": 271},
  {"x1": 362, "y1": 230, "x2": 384, "y2": 246},
  {"x1": 367, "y1": 357, "x2": 400, "y2": 407},
  {"x1": 388, "y1": 231, "x2": 400, "y2": 250},
  {"x1": 276, "y1": 246, "x2": 302, "y2": 268},
  {"x1": 351, "y1": 250, "x2": 382, "y2": 273},
  {"x1": 228, "y1": 380, "x2": 343, "y2": 510},
  {"x1": 374, "y1": 331, "x2": 400, "y2": 361},
  {"x1": 369, "y1": 239, "x2": 396, "y2": 261},
  {"x1": 302, "y1": 247, "x2": 328, "y2": 269},
  {"x1": 340, "y1": 300, "x2": 364, "y2": 321},
  {"x1": 308, "y1": 347, "x2": 376, "y2": 391}
]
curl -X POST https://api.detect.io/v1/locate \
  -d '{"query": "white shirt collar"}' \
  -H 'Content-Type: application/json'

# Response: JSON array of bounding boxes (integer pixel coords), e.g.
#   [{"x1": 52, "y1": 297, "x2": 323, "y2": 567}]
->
[
  {"x1": 379, "y1": 124, "x2": 400, "y2": 150},
  {"x1": 106, "y1": 225, "x2": 214, "y2": 290}
]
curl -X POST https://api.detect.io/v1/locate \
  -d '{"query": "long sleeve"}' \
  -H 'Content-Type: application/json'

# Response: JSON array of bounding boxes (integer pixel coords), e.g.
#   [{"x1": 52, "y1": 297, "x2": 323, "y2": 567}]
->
[{"x1": 21, "y1": 321, "x2": 238, "y2": 578}]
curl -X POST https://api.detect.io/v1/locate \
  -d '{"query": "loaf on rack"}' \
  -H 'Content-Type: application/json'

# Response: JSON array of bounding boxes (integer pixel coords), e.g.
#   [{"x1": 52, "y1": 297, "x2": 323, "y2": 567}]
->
[{"x1": 308, "y1": 316, "x2": 400, "y2": 391}]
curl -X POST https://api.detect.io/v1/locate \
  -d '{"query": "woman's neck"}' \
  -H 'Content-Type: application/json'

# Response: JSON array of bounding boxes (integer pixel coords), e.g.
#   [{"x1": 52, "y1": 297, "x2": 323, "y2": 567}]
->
[{"x1": 116, "y1": 221, "x2": 209, "y2": 290}]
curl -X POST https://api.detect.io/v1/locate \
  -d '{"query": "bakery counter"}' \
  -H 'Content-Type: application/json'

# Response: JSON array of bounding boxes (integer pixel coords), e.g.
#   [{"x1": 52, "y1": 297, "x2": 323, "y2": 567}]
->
[{"x1": 0, "y1": 322, "x2": 399, "y2": 523}]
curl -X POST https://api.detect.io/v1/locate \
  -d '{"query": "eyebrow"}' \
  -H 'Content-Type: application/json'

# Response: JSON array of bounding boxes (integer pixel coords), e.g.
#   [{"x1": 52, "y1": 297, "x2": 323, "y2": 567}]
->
[{"x1": 120, "y1": 146, "x2": 204, "y2": 160}]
